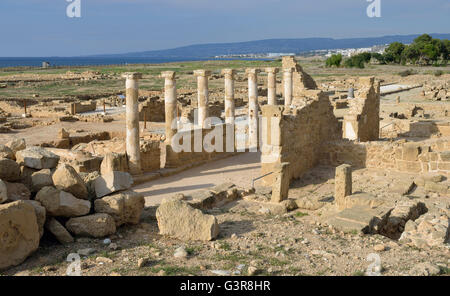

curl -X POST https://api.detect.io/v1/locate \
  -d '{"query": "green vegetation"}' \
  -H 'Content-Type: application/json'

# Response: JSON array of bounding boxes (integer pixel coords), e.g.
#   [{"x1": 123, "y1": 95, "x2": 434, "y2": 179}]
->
[{"x1": 325, "y1": 54, "x2": 342, "y2": 67}]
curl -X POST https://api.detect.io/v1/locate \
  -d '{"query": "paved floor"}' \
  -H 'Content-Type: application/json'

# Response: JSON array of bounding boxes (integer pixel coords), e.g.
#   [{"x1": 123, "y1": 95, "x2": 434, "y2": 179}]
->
[{"x1": 133, "y1": 152, "x2": 262, "y2": 206}]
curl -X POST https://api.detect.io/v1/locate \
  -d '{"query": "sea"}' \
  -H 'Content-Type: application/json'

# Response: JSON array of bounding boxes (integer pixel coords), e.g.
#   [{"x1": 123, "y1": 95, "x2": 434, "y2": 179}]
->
[{"x1": 0, "y1": 57, "x2": 266, "y2": 68}]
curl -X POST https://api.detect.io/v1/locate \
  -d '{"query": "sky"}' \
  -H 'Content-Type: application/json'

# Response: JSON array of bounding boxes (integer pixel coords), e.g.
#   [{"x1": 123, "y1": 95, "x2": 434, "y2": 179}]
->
[{"x1": 0, "y1": 0, "x2": 449, "y2": 57}]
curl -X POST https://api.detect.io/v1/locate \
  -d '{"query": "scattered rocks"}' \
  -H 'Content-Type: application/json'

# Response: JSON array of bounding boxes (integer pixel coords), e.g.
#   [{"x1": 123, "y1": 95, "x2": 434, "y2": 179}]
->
[
  {"x1": 16, "y1": 146, "x2": 60, "y2": 169},
  {"x1": 399, "y1": 212, "x2": 449, "y2": 248},
  {"x1": 156, "y1": 200, "x2": 220, "y2": 241},
  {"x1": 373, "y1": 244, "x2": 386, "y2": 252},
  {"x1": 409, "y1": 262, "x2": 441, "y2": 276},
  {"x1": 0, "y1": 144, "x2": 14, "y2": 160},
  {"x1": 52, "y1": 164, "x2": 88, "y2": 200},
  {"x1": 247, "y1": 266, "x2": 258, "y2": 276},
  {"x1": 35, "y1": 186, "x2": 91, "y2": 217},
  {"x1": 0, "y1": 201, "x2": 40, "y2": 270},
  {"x1": 77, "y1": 248, "x2": 97, "y2": 256},
  {"x1": 96, "y1": 257, "x2": 113, "y2": 264},
  {"x1": 173, "y1": 246, "x2": 188, "y2": 258},
  {"x1": 66, "y1": 213, "x2": 116, "y2": 238},
  {"x1": 5, "y1": 138, "x2": 26, "y2": 155}
]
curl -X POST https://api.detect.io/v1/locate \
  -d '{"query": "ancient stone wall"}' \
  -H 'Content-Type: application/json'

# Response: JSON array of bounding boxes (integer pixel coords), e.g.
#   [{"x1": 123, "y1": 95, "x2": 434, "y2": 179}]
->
[
  {"x1": 69, "y1": 101, "x2": 97, "y2": 115},
  {"x1": 261, "y1": 90, "x2": 341, "y2": 185},
  {"x1": 319, "y1": 138, "x2": 450, "y2": 176},
  {"x1": 282, "y1": 56, "x2": 317, "y2": 97},
  {"x1": 164, "y1": 123, "x2": 235, "y2": 168},
  {"x1": 139, "y1": 98, "x2": 165, "y2": 122},
  {"x1": 343, "y1": 77, "x2": 380, "y2": 142}
]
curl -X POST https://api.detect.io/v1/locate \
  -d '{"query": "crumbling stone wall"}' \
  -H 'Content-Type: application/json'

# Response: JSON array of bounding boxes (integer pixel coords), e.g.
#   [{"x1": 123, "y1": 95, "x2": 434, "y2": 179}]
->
[
  {"x1": 69, "y1": 101, "x2": 97, "y2": 115},
  {"x1": 320, "y1": 138, "x2": 450, "y2": 176},
  {"x1": 261, "y1": 90, "x2": 341, "y2": 185},
  {"x1": 139, "y1": 98, "x2": 165, "y2": 122},
  {"x1": 165, "y1": 123, "x2": 235, "y2": 168},
  {"x1": 343, "y1": 77, "x2": 381, "y2": 142},
  {"x1": 282, "y1": 56, "x2": 317, "y2": 97}
]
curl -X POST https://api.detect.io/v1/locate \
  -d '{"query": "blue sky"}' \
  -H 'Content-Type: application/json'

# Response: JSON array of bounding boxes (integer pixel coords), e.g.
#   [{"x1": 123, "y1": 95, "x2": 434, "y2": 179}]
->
[{"x1": 0, "y1": 0, "x2": 449, "y2": 57}]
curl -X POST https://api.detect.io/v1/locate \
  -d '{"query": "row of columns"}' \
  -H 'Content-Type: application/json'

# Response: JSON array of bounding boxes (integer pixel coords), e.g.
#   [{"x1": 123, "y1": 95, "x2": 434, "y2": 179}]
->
[{"x1": 122, "y1": 67, "x2": 294, "y2": 174}]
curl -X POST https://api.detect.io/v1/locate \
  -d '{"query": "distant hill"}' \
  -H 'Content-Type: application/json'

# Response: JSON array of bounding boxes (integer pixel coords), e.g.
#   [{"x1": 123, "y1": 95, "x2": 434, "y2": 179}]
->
[{"x1": 92, "y1": 34, "x2": 450, "y2": 58}]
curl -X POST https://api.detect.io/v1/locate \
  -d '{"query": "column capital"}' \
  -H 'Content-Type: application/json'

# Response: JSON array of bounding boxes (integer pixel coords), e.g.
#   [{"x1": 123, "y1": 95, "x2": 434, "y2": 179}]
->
[
  {"x1": 265, "y1": 67, "x2": 279, "y2": 74},
  {"x1": 221, "y1": 69, "x2": 237, "y2": 77},
  {"x1": 245, "y1": 68, "x2": 261, "y2": 75},
  {"x1": 161, "y1": 71, "x2": 176, "y2": 79},
  {"x1": 122, "y1": 72, "x2": 143, "y2": 80},
  {"x1": 194, "y1": 69, "x2": 212, "y2": 77}
]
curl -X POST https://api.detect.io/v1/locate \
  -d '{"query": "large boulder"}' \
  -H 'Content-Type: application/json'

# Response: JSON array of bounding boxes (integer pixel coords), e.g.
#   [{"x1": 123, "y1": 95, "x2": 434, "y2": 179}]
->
[
  {"x1": 66, "y1": 213, "x2": 116, "y2": 238},
  {"x1": 16, "y1": 146, "x2": 60, "y2": 170},
  {"x1": 100, "y1": 152, "x2": 128, "y2": 175},
  {"x1": 156, "y1": 200, "x2": 219, "y2": 241},
  {"x1": 5, "y1": 138, "x2": 26, "y2": 155},
  {"x1": 94, "y1": 190, "x2": 145, "y2": 226},
  {"x1": 20, "y1": 166, "x2": 38, "y2": 190},
  {"x1": 23, "y1": 200, "x2": 46, "y2": 238},
  {"x1": 94, "y1": 171, "x2": 133, "y2": 198},
  {"x1": 0, "y1": 179, "x2": 7, "y2": 204},
  {"x1": 0, "y1": 158, "x2": 21, "y2": 181},
  {"x1": 35, "y1": 186, "x2": 91, "y2": 217},
  {"x1": 4, "y1": 181, "x2": 30, "y2": 202},
  {"x1": 0, "y1": 201, "x2": 40, "y2": 270},
  {"x1": 45, "y1": 218, "x2": 74, "y2": 244},
  {"x1": 52, "y1": 164, "x2": 88, "y2": 200},
  {"x1": 0, "y1": 144, "x2": 14, "y2": 160},
  {"x1": 31, "y1": 169, "x2": 53, "y2": 193}
]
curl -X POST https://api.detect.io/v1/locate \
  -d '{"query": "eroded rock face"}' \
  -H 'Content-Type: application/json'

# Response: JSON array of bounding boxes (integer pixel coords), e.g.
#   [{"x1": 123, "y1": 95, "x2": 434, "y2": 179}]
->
[
  {"x1": 6, "y1": 138, "x2": 26, "y2": 155},
  {"x1": 0, "y1": 158, "x2": 21, "y2": 182},
  {"x1": 156, "y1": 200, "x2": 219, "y2": 241},
  {"x1": 94, "y1": 171, "x2": 133, "y2": 198},
  {"x1": 23, "y1": 200, "x2": 46, "y2": 238},
  {"x1": 45, "y1": 218, "x2": 74, "y2": 244},
  {"x1": 66, "y1": 213, "x2": 116, "y2": 238},
  {"x1": 16, "y1": 146, "x2": 60, "y2": 170},
  {"x1": 0, "y1": 179, "x2": 7, "y2": 204},
  {"x1": 4, "y1": 181, "x2": 31, "y2": 202},
  {"x1": 0, "y1": 201, "x2": 40, "y2": 270},
  {"x1": 0, "y1": 144, "x2": 14, "y2": 160},
  {"x1": 94, "y1": 190, "x2": 144, "y2": 226},
  {"x1": 31, "y1": 169, "x2": 53, "y2": 193},
  {"x1": 35, "y1": 186, "x2": 91, "y2": 217},
  {"x1": 52, "y1": 164, "x2": 88, "y2": 200},
  {"x1": 400, "y1": 211, "x2": 449, "y2": 248}
]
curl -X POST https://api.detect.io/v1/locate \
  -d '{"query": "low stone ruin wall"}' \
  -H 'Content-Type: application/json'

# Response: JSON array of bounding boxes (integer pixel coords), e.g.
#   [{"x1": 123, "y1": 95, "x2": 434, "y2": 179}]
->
[
  {"x1": 69, "y1": 101, "x2": 97, "y2": 115},
  {"x1": 319, "y1": 138, "x2": 450, "y2": 175},
  {"x1": 165, "y1": 123, "x2": 235, "y2": 168}
]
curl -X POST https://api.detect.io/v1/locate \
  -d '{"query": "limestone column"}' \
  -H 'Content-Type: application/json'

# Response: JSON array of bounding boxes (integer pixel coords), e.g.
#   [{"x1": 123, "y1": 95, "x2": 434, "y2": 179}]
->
[
  {"x1": 162, "y1": 71, "x2": 177, "y2": 144},
  {"x1": 265, "y1": 67, "x2": 279, "y2": 105},
  {"x1": 246, "y1": 68, "x2": 260, "y2": 150},
  {"x1": 283, "y1": 68, "x2": 293, "y2": 107},
  {"x1": 122, "y1": 72, "x2": 142, "y2": 175},
  {"x1": 335, "y1": 164, "x2": 352, "y2": 210},
  {"x1": 221, "y1": 69, "x2": 236, "y2": 125},
  {"x1": 193, "y1": 70, "x2": 211, "y2": 128}
]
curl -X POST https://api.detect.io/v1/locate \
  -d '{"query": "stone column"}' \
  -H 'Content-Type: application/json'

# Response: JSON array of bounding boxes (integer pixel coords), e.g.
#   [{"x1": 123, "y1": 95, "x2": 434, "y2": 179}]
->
[
  {"x1": 221, "y1": 69, "x2": 236, "y2": 125},
  {"x1": 265, "y1": 67, "x2": 279, "y2": 105},
  {"x1": 193, "y1": 70, "x2": 211, "y2": 128},
  {"x1": 283, "y1": 68, "x2": 293, "y2": 107},
  {"x1": 271, "y1": 162, "x2": 290, "y2": 203},
  {"x1": 246, "y1": 68, "x2": 260, "y2": 150},
  {"x1": 122, "y1": 72, "x2": 142, "y2": 175},
  {"x1": 335, "y1": 164, "x2": 352, "y2": 210},
  {"x1": 162, "y1": 71, "x2": 177, "y2": 144}
]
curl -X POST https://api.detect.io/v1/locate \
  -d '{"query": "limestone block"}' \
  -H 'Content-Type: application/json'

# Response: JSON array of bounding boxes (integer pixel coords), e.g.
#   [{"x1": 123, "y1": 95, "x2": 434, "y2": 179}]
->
[
  {"x1": 94, "y1": 190, "x2": 144, "y2": 226},
  {"x1": 335, "y1": 164, "x2": 352, "y2": 209},
  {"x1": 31, "y1": 169, "x2": 54, "y2": 193},
  {"x1": 23, "y1": 200, "x2": 46, "y2": 238},
  {"x1": 66, "y1": 213, "x2": 116, "y2": 238},
  {"x1": 4, "y1": 181, "x2": 30, "y2": 202},
  {"x1": 94, "y1": 171, "x2": 133, "y2": 198},
  {"x1": 52, "y1": 164, "x2": 88, "y2": 200},
  {"x1": 100, "y1": 152, "x2": 128, "y2": 175},
  {"x1": 45, "y1": 218, "x2": 74, "y2": 244},
  {"x1": 5, "y1": 138, "x2": 26, "y2": 154},
  {"x1": 0, "y1": 201, "x2": 40, "y2": 270},
  {"x1": 16, "y1": 147, "x2": 60, "y2": 169},
  {"x1": 35, "y1": 186, "x2": 91, "y2": 217},
  {"x1": 0, "y1": 157, "x2": 21, "y2": 182},
  {"x1": 0, "y1": 179, "x2": 7, "y2": 204},
  {"x1": 156, "y1": 200, "x2": 219, "y2": 241},
  {"x1": 271, "y1": 162, "x2": 290, "y2": 203},
  {"x1": 0, "y1": 144, "x2": 14, "y2": 160}
]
